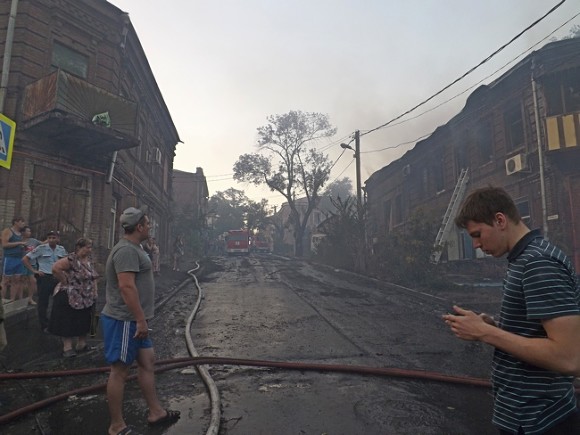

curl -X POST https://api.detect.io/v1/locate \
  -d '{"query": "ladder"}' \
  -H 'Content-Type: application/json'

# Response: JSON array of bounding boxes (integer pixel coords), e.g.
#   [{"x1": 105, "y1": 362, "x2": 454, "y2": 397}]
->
[{"x1": 430, "y1": 168, "x2": 470, "y2": 264}]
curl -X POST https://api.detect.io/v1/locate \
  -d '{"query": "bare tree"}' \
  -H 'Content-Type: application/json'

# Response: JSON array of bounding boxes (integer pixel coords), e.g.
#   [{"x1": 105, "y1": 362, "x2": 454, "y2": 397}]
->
[{"x1": 233, "y1": 110, "x2": 336, "y2": 256}]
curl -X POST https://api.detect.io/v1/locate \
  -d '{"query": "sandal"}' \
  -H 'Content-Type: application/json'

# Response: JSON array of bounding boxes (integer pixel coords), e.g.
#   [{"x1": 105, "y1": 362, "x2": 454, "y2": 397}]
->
[
  {"x1": 76, "y1": 344, "x2": 94, "y2": 353},
  {"x1": 62, "y1": 349, "x2": 77, "y2": 358},
  {"x1": 147, "y1": 409, "x2": 181, "y2": 426}
]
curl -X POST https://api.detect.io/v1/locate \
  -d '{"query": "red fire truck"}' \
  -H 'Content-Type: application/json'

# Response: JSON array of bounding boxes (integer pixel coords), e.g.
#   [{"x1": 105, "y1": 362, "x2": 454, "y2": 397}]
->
[{"x1": 225, "y1": 229, "x2": 250, "y2": 255}]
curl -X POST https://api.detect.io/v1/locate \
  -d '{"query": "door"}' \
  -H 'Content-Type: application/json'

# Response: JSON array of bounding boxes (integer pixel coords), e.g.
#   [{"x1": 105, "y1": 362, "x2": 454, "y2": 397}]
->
[{"x1": 29, "y1": 165, "x2": 89, "y2": 252}]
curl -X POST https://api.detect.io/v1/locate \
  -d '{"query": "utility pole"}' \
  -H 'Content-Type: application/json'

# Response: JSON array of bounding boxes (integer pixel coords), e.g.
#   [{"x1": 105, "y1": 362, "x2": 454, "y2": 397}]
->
[
  {"x1": 341, "y1": 130, "x2": 362, "y2": 219},
  {"x1": 531, "y1": 57, "x2": 549, "y2": 239},
  {"x1": 341, "y1": 130, "x2": 365, "y2": 272},
  {"x1": 354, "y1": 130, "x2": 362, "y2": 219}
]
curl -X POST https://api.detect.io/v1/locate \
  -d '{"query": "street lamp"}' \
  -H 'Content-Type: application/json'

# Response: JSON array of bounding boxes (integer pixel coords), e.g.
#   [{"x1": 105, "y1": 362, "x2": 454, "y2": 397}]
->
[{"x1": 341, "y1": 130, "x2": 362, "y2": 218}]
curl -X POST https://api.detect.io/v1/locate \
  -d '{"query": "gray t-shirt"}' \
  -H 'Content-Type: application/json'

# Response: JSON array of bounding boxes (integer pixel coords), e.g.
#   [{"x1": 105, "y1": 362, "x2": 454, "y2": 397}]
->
[{"x1": 102, "y1": 238, "x2": 155, "y2": 321}]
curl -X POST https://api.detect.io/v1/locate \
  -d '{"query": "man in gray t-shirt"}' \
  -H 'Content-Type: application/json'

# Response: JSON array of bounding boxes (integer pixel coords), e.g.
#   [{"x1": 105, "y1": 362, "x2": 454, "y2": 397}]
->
[
  {"x1": 101, "y1": 207, "x2": 180, "y2": 434},
  {"x1": 102, "y1": 237, "x2": 155, "y2": 321}
]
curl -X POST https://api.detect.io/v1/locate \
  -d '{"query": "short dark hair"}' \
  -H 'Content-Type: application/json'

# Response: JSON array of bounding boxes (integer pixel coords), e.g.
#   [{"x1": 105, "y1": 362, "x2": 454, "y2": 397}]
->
[
  {"x1": 75, "y1": 238, "x2": 93, "y2": 251},
  {"x1": 455, "y1": 186, "x2": 521, "y2": 229},
  {"x1": 12, "y1": 217, "x2": 24, "y2": 225}
]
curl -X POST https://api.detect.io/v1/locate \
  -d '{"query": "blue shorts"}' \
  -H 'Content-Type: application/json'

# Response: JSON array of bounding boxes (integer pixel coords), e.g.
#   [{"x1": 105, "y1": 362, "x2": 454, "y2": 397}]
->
[
  {"x1": 100, "y1": 314, "x2": 153, "y2": 365},
  {"x1": 2, "y1": 257, "x2": 25, "y2": 276}
]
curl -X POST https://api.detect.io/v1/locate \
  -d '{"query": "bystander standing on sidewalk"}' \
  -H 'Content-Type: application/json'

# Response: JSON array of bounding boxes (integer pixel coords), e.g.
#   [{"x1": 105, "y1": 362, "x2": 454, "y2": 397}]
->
[
  {"x1": 1, "y1": 217, "x2": 27, "y2": 301},
  {"x1": 22, "y1": 226, "x2": 42, "y2": 306},
  {"x1": 22, "y1": 231, "x2": 67, "y2": 332},
  {"x1": 102, "y1": 207, "x2": 180, "y2": 434}
]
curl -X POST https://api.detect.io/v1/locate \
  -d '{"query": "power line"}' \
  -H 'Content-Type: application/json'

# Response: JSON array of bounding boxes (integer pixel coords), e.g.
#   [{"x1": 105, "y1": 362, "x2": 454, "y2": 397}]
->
[
  {"x1": 359, "y1": 0, "x2": 567, "y2": 138},
  {"x1": 370, "y1": 9, "x2": 580, "y2": 135}
]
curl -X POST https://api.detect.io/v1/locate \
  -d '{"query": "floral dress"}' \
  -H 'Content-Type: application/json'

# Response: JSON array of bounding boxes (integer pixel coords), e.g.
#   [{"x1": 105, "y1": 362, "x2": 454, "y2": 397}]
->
[{"x1": 48, "y1": 254, "x2": 98, "y2": 338}]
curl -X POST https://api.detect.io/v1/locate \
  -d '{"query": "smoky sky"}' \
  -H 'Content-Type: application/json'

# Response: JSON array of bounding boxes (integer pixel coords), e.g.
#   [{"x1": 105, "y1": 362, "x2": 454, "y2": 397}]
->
[{"x1": 110, "y1": 0, "x2": 579, "y2": 207}]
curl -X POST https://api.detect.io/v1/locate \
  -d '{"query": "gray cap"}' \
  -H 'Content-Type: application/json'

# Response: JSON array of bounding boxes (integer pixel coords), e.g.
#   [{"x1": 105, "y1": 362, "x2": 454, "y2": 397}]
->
[{"x1": 120, "y1": 207, "x2": 145, "y2": 229}]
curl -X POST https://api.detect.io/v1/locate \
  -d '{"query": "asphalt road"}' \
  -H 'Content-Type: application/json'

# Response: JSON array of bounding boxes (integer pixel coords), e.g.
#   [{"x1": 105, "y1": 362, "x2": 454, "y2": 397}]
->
[
  {"x1": 190, "y1": 255, "x2": 500, "y2": 435},
  {"x1": 0, "y1": 256, "x2": 502, "y2": 434}
]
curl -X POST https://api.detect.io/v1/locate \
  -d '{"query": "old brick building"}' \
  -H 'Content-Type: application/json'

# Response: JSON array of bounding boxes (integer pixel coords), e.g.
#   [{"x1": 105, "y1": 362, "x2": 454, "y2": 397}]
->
[
  {"x1": 172, "y1": 168, "x2": 209, "y2": 227},
  {"x1": 366, "y1": 37, "x2": 580, "y2": 270},
  {"x1": 0, "y1": 0, "x2": 180, "y2": 266}
]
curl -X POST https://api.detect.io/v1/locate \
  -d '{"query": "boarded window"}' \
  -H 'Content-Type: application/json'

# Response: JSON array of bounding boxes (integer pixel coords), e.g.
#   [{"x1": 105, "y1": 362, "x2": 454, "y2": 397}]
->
[{"x1": 52, "y1": 42, "x2": 88, "y2": 78}]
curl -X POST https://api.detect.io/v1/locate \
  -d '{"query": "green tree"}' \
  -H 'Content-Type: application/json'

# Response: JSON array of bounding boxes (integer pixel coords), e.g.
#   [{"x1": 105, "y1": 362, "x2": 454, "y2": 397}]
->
[
  {"x1": 370, "y1": 208, "x2": 445, "y2": 288},
  {"x1": 313, "y1": 196, "x2": 364, "y2": 270},
  {"x1": 246, "y1": 198, "x2": 270, "y2": 232},
  {"x1": 208, "y1": 188, "x2": 249, "y2": 236},
  {"x1": 233, "y1": 110, "x2": 336, "y2": 256},
  {"x1": 208, "y1": 188, "x2": 270, "y2": 237}
]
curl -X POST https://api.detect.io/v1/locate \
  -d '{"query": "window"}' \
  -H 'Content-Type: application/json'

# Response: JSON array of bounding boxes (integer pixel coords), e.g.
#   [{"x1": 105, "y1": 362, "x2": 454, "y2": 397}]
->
[
  {"x1": 504, "y1": 103, "x2": 525, "y2": 152},
  {"x1": 433, "y1": 160, "x2": 444, "y2": 193},
  {"x1": 420, "y1": 167, "x2": 428, "y2": 199},
  {"x1": 475, "y1": 121, "x2": 493, "y2": 163},
  {"x1": 108, "y1": 198, "x2": 117, "y2": 249},
  {"x1": 51, "y1": 42, "x2": 88, "y2": 78},
  {"x1": 544, "y1": 68, "x2": 580, "y2": 116},
  {"x1": 394, "y1": 194, "x2": 402, "y2": 225},
  {"x1": 515, "y1": 199, "x2": 531, "y2": 226},
  {"x1": 455, "y1": 143, "x2": 468, "y2": 171},
  {"x1": 383, "y1": 200, "x2": 392, "y2": 233}
]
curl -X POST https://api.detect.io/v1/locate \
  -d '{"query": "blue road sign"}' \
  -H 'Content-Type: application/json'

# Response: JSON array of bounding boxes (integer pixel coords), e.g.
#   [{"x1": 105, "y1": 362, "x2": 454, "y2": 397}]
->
[{"x1": 0, "y1": 113, "x2": 16, "y2": 169}]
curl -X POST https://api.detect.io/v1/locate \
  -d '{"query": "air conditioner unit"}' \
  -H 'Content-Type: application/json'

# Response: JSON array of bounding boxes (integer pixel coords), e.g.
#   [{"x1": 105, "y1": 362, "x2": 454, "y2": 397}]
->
[
  {"x1": 402, "y1": 164, "x2": 411, "y2": 177},
  {"x1": 153, "y1": 147, "x2": 162, "y2": 165},
  {"x1": 505, "y1": 153, "x2": 528, "y2": 175}
]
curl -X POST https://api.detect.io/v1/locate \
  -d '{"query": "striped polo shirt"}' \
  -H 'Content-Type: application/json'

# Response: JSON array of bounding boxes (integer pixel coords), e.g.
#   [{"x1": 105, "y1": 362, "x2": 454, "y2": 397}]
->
[{"x1": 492, "y1": 229, "x2": 580, "y2": 434}]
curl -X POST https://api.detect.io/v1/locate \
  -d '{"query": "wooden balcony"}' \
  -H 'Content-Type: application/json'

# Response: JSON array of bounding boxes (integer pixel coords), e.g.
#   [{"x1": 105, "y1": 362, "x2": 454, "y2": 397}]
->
[{"x1": 19, "y1": 70, "x2": 139, "y2": 153}]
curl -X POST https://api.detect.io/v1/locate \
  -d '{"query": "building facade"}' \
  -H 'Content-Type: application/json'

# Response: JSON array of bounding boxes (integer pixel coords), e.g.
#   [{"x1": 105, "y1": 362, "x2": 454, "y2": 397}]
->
[
  {"x1": 0, "y1": 0, "x2": 180, "y2": 266},
  {"x1": 172, "y1": 168, "x2": 209, "y2": 227},
  {"x1": 366, "y1": 37, "x2": 580, "y2": 270}
]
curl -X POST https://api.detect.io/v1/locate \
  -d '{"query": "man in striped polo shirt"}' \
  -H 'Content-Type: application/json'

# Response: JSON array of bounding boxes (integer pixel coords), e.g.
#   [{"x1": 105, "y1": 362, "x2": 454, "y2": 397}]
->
[{"x1": 443, "y1": 186, "x2": 580, "y2": 435}]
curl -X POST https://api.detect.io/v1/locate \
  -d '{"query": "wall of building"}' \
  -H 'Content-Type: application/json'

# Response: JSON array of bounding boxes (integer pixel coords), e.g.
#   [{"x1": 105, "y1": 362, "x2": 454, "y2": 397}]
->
[
  {"x1": 365, "y1": 38, "x2": 580, "y2": 269},
  {"x1": 0, "y1": 0, "x2": 180, "y2": 267}
]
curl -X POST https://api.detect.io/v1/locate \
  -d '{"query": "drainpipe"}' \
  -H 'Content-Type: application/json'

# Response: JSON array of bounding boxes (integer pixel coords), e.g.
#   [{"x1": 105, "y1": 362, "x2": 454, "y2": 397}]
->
[
  {"x1": 105, "y1": 14, "x2": 129, "y2": 185},
  {"x1": 105, "y1": 151, "x2": 118, "y2": 184},
  {"x1": 531, "y1": 56, "x2": 549, "y2": 239},
  {"x1": 0, "y1": 0, "x2": 19, "y2": 113}
]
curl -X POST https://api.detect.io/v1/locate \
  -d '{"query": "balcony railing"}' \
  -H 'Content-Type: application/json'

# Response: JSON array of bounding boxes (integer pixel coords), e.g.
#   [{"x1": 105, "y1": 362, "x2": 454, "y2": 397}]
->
[{"x1": 19, "y1": 70, "x2": 139, "y2": 153}]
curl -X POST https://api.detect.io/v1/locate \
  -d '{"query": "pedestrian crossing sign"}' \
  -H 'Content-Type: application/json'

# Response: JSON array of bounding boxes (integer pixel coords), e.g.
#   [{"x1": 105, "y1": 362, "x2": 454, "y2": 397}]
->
[{"x1": 0, "y1": 113, "x2": 16, "y2": 170}]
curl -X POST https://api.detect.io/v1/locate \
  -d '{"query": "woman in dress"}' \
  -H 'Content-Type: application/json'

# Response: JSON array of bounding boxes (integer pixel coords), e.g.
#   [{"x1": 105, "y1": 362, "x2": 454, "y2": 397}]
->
[
  {"x1": 172, "y1": 234, "x2": 184, "y2": 271},
  {"x1": 50, "y1": 238, "x2": 98, "y2": 358},
  {"x1": 150, "y1": 237, "x2": 160, "y2": 276}
]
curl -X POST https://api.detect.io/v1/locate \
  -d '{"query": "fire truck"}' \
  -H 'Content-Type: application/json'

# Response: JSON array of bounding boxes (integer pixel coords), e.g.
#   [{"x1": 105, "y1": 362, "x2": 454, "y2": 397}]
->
[{"x1": 225, "y1": 229, "x2": 250, "y2": 255}]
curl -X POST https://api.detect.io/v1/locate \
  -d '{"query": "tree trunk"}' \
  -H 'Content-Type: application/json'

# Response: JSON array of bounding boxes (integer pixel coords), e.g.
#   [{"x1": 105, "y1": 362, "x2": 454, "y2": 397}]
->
[{"x1": 294, "y1": 227, "x2": 304, "y2": 257}]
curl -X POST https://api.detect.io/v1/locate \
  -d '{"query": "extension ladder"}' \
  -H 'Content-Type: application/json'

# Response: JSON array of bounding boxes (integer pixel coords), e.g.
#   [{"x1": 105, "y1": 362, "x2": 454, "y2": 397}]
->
[{"x1": 430, "y1": 168, "x2": 470, "y2": 264}]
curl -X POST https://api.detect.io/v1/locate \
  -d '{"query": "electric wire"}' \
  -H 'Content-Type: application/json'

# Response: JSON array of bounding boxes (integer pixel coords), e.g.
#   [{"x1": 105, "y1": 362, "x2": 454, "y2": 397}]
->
[
  {"x1": 357, "y1": 9, "x2": 580, "y2": 157},
  {"x1": 359, "y1": 0, "x2": 568, "y2": 138}
]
